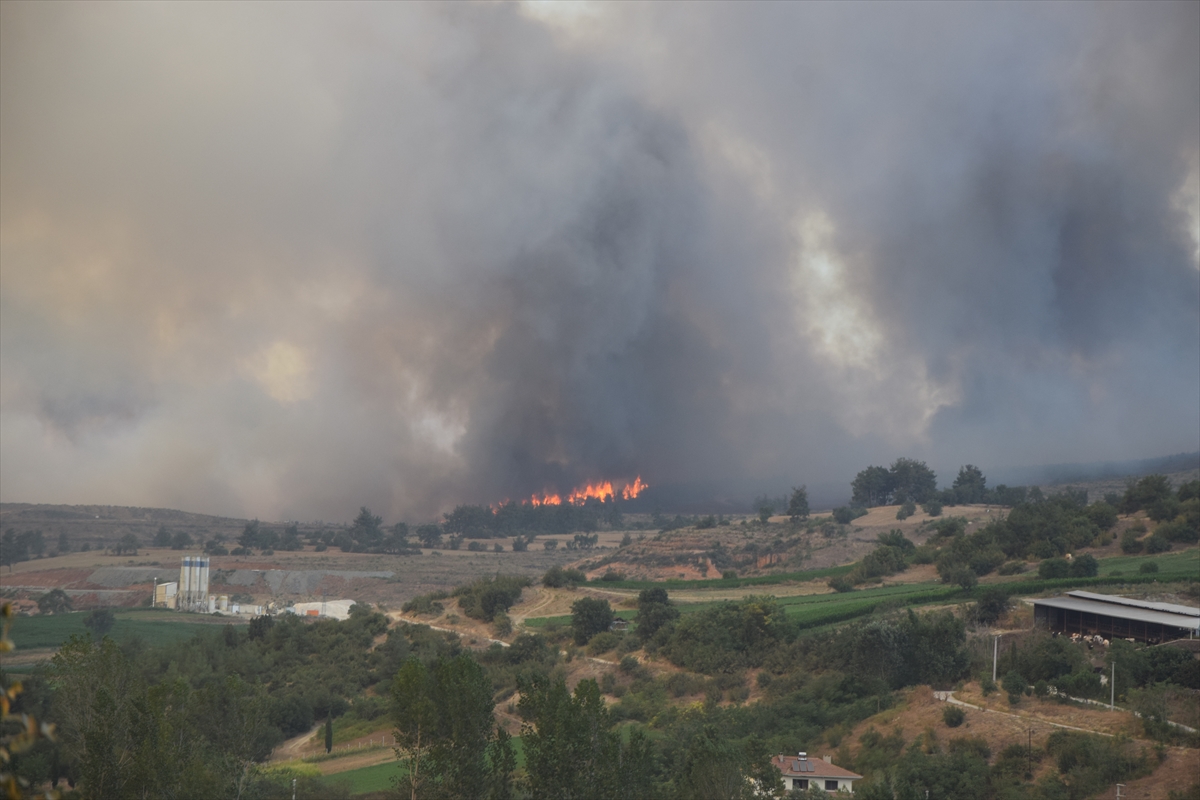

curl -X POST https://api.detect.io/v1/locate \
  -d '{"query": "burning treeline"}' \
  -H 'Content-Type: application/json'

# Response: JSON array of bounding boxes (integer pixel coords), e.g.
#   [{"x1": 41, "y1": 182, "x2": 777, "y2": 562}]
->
[
  {"x1": 524, "y1": 476, "x2": 648, "y2": 507},
  {"x1": 441, "y1": 476, "x2": 648, "y2": 538}
]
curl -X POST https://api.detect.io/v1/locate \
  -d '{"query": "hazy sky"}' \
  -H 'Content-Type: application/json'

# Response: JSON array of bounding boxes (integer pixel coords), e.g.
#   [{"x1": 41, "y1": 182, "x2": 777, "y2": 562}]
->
[{"x1": 2, "y1": 1, "x2": 1197, "y2": 522}]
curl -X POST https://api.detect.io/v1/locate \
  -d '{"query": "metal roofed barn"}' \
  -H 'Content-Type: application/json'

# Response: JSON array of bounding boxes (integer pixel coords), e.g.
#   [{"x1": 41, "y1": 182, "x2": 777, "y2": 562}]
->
[{"x1": 1033, "y1": 590, "x2": 1199, "y2": 644}]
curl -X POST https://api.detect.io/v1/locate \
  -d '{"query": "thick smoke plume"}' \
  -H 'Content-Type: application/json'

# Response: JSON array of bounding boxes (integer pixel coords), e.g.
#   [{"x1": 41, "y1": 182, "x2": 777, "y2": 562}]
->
[{"x1": 2, "y1": 2, "x2": 1197, "y2": 521}]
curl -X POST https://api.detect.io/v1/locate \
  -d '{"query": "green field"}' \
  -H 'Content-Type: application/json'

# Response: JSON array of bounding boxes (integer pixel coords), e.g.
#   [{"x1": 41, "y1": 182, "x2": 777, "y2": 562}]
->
[
  {"x1": 593, "y1": 563, "x2": 854, "y2": 592},
  {"x1": 6, "y1": 608, "x2": 237, "y2": 653},
  {"x1": 522, "y1": 548, "x2": 1198, "y2": 631},
  {"x1": 1095, "y1": 548, "x2": 1199, "y2": 577},
  {"x1": 522, "y1": 608, "x2": 637, "y2": 629},
  {"x1": 319, "y1": 762, "x2": 397, "y2": 795}
]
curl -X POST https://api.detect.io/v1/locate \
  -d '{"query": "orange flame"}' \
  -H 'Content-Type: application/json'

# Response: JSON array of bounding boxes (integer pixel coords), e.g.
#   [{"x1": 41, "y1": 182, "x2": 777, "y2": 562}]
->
[
  {"x1": 509, "y1": 476, "x2": 648, "y2": 508},
  {"x1": 622, "y1": 476, "x2": 648, "y2": 500},
  {"x1": 568, "y1": 480, "x2": 615, "y2": 504}
]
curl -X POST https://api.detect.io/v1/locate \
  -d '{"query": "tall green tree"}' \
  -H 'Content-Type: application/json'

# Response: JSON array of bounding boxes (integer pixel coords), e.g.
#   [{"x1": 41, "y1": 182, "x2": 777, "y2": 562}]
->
[
  {"x1": 83, "y1": 609, "x2": 115, "y2": 638},
  {"x1": 674, "y1": 725, "x2": 782, "y2": 800},
  {"x1": 36, "y1": 588, "x2": 72, "y2": 615},
  {"x1": 852, "y1": 466, "x2": 895, "y2": 507},
  {"x1": 390, "y1": 655, "x2": 512, "y2": 800},
  {"x1": 570, "y1": 597, "x2": 613, "y2": 645},
  {"x1": 635, "y1": 588, "x2": 679, "y2": 643},
  {"x1": 51, "y1": 635, "x2": 143, "y2": 800},
  {"x1": 518, "y1": 675, "x2": 654, "y2": 800},
  {"x1": 238, "y1": 520, "x2": 261, "y2": 550},
  {"x1": 888, "y1": 458, "x2": 938, "y2": 504},
  {"x1": 787, "y1": 486, "x2": 810, "y2": 521},
  {"x1": 153, "y1": 526, "x2": 172, "y2": 548},
  {"x1": 952, "y1": 465, "x2": 987, "y2": 504},
  {"x1": 350, "y1": 507, "x2": 384, "y2": 549}
]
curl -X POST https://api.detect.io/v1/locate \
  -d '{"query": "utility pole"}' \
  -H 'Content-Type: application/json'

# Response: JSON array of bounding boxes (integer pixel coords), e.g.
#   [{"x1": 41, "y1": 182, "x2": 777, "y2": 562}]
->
[
  {"x1": 1111, "y1": 661, "x2": 1115, "y2": 710},
  {"x1": 993, "y1": 634, "x2": 999, "y2": 683}
]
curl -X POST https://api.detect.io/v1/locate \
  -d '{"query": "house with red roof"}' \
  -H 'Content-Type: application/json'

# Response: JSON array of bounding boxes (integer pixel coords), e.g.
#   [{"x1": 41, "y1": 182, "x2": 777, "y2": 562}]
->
[{"x1": 772, "y1": 752, "x2": 862, "y2": 794}]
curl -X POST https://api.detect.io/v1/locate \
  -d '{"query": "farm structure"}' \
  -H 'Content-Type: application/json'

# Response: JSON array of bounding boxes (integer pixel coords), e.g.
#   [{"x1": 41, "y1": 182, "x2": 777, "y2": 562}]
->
[{"x1": 1032, "y1": 590, "x2": 1199, "y2": 644}]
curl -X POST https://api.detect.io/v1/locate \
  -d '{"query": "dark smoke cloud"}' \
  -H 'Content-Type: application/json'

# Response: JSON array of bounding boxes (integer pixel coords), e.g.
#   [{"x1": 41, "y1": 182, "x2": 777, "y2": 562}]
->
[{"x1": 1, "y1": 2, "x2": 1196, "y2": 521}]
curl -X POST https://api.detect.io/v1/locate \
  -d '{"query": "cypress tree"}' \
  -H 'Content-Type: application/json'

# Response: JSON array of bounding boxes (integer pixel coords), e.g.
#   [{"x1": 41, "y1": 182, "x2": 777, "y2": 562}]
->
[{"x1": 325, "y1": 714, "x2": 333, "y2": 753}]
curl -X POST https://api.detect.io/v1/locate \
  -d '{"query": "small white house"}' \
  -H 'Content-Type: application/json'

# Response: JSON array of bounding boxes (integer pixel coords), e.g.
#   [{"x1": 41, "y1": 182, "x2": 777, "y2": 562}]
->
[{"x1": 772, "y1": 753, "x2": 862, "y2": 794}]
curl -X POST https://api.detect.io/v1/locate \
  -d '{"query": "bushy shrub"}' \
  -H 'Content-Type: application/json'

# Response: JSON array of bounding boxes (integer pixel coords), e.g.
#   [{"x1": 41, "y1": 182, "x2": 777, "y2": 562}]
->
[
  {"x1": 942, "y1": 705, "x2": 965, "y2": 727},
  {"x1": 997, "y1": 561, "x2": 1026, "y2": 575},
  {"x1": 453, "y1": 575, "x2": 531, "y2": 622},
  {"x1": 619, "y1": 655, "x2": 639, "y2": 674},
  {"x1": 1086, "y1": 502, "x2": 1119, "y2": 530},
  {"x1": 973, "y1": 586, "x2": 1011, "y2": 625},
  {"x1": 588, "y1": 631, "x2": 620, "y2": 655},
  {"x1": 1002, "y1": 671, "x2": 1027, "y2": 704},
  {"x1": 1156, "y1": 518, "x2": 1199, "y2": 543},
  {"x1": 1139, "y1": 561, "x2": 1159, "y2": 574},
  {"x1": 832, "y1": 506, "x2": 868, "y2": 524},
  {"x1": 600, "y1": 569, "x2": 626, "y2": 582},
  {"x1": 1145, "y1": 534, "x2": 1171, "y2": 554},
  {"x1": 1120, "y1": 527, "x2": 1146, "y2": 554},
  {"x1": 542, "y1": 566, "x2": 587, "y2": 588},
  {"x1": 1068, "y1": 553, "x2": 1099, "y2": 578},
  {"x1": 828, "y1": 576, "x2": 854, "y2": 593},
  {"x1": 401, "y1": 592, "x2": 446, "y2": 616},
  {"x1": 922, "y1": 500, "x2": 943, "y2": 517},
  {"x1": 666, "y1": 672, "x2": 705, "y2": 698},
  {"x1": 896, "y1": 501, "x2": 917, "y2": 520},
  {"x1": 467, "y1": 541, "x2": 485, "y2": 551}
]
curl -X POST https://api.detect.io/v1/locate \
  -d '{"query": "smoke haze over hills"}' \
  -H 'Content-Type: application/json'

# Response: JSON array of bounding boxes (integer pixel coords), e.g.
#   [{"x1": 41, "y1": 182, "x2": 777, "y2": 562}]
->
[{"x1": 2, "y1": 2, "x2": 1197, "y2": 522}]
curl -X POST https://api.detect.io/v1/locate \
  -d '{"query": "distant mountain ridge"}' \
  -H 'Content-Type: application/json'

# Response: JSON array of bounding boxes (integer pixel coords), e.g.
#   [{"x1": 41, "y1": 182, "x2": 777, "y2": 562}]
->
[{"x1": 988, "y1": 451, "x2": 1200, "y2": 490}]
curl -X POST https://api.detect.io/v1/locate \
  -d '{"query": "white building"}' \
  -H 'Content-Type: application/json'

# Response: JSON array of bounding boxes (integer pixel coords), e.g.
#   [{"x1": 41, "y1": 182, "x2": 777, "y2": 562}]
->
[
  {"x1": 288, "y1": 599, "x2": 356, "y2": 621},
  {"x1": 772, "y1": 753, "x2": 862, "y2": 794},
  {"x1": 153, "y1": 581, "x2": 178, "y2": 609}
]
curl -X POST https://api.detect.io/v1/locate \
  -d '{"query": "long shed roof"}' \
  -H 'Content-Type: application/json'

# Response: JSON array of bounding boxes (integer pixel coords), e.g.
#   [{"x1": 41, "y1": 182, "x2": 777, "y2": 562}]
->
[
  {"x1": 1033, "y1": 596, "x2": 1200, "y2": 632},
  {"x1": 1066, "y1": 590, "x2": 1199, "y2": 618}
]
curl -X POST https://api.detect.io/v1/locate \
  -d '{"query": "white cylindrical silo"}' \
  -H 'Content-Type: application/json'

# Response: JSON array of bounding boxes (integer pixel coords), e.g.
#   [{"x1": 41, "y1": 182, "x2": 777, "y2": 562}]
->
[
  {"x1": 198, "y1": 558, "x2": 210, "y2": 600},
  {"x1": 180, "y1": 557, "x2": 192, "y2": 606}
]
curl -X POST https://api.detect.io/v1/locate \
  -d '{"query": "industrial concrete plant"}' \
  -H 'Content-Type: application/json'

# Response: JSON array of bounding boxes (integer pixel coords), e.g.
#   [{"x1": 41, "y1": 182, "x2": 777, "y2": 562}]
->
[{"x1": 177, "y1": 555, "x2": 211, "y2": 612}]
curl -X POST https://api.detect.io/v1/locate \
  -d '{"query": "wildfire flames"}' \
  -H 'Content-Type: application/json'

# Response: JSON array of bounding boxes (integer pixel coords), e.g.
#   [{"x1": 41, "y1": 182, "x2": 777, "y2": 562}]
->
[{"x1": 521, "y1": 476, "x2": 648, "y2": 507}]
